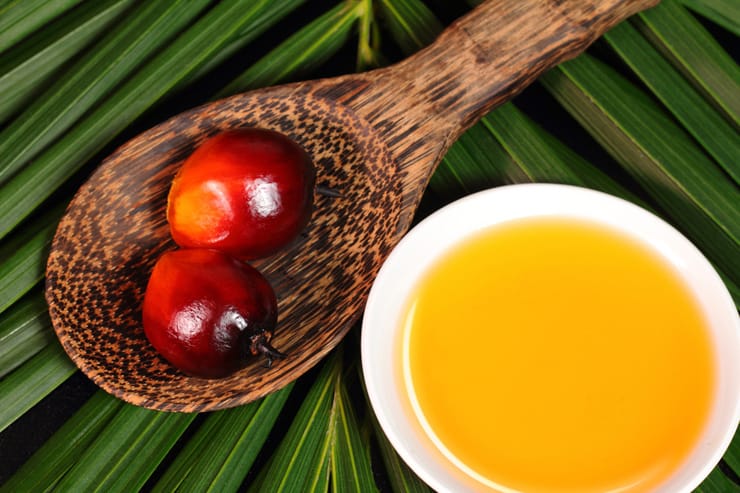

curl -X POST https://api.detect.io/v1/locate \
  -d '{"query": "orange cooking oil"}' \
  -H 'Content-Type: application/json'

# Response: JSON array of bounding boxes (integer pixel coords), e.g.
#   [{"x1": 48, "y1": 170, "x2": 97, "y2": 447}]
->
[{"x1": 402, "y1": 217, "x2": 715, "y2": 492}]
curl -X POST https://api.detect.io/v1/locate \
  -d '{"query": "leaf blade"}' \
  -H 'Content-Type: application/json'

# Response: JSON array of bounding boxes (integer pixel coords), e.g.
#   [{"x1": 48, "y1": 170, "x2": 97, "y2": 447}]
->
[
  {"x1": 0, "y1": 0, "x2": 83, "y2": 55},
  {"x1": 677, "y1": 0, "x2": 740, "y2": 37},
  {"x1": 330, "y1": 369, "x2": 378, "y2": 493},
  {"x1": 0, "y1": 391, "x2": 123, "y2": 493},
  {"x1": 0, "y1": 0, "x2": 134, "y2": 123},
  {"x1": 54, "y1": 405, "x2": 196, "y2": 492},
  {"x1": 0, "y1": 291, "x2": 53, "y2": 378},
  {"x1": 371, "y1": 415, "x2": 432, "y2": 493},
  {"x1": 692, "y1": 465, "x2": 740, "y2": 492},
  {"x1": 604, "y1": 19, "x2": 740, "y2": 182},
  {"x1": 153, "y1": 384, "x2": 293, "y2": 493},
  {"x1": 377, "y1": 0, "x2": 443, "y2": 56},
  {"x1": 481, "y1": 104, "x2": 647, "y2": 206},
  {"x1": 249, "y1": 353, "x2": 340, "y2": 493},
  {"x1": 0, "y1": 204, "x2": 63, "y2": 315},
  {"x1": 220, "y1": 1, "x2": 361, "y2": 96},
  {"x1": 0, "y1": 342, "x2": 76, "y2": 433},
  {"x1": 0, "y1": 0, "x2": 305, "y2": 241},
  {"x1": 0, "y1": 0, "x2": 212, "y2": 186},
  {"x1": 541, "y1": 54, "x2": 740, "y2": 299},
  {"x1": 635, "y1": 0, "x2": 740, "y2": 126}
]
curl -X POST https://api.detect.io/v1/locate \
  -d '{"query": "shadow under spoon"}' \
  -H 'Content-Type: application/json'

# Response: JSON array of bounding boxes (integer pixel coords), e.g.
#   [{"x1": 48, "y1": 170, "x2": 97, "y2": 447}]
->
[{"x1": 45, "y1": 0, "x2": 658, "y2": 412}]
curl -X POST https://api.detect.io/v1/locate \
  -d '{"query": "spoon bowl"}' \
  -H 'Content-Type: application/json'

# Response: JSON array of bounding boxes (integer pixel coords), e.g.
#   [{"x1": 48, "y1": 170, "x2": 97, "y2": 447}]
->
[
  {"x1": 46, "y1": 86, "x2": 401, "y2": 411},
  {"x1": 45, "y1": 0, "x2": 657, "y2": 411}
]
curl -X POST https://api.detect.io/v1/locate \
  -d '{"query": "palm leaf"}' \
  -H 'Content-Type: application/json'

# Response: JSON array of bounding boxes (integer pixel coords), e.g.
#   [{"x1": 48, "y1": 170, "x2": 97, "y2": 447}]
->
[
  {"x1": 51, "y1": 405, "x2": 195, "y2": 492},
  {"x1": 0, "y1": 0, "x2": 133, "y2": 123},
  {"x1": 0, "y1": 0, "x2": 305, "y2": 240},
  {"x1": 604, "y1": 19, "x2": 740, "y2": 182},
  {"x1": 677, "y1": 0, "x2": 740, "y2": 35},
  {"x1": 356, "y1": 0, "x2": 382, "y2": 70},
  {"x1": 0, "y1": 0, "x2": 82, "y2": 54},
  {"x1": 431, "y1": 114, "x2": 519, "y2": 198},
  {"x1": 0, "y1": 292, "x2": 53, "y2": 378},
  {"x1": 376, "y1": 0, "x2": 443, "y2": 55},
  {"x1": 372, "y1": 416, "x2": 433, "y2": 493},
  {"x1": 0, "y1": 205, "x2": 63, "y2": 314},
  {"x1": 0, "y1": 0, "x2": 212, "y2": 186},
  {"x1": 540, "y1": 55, "x2": 740, "y2": 300},
  {"x1": 248, "y1": 353, "x2": 337, "y2": 493},
  {"x1": 0, "y1": 0, "x2": 312, "y2": 454},
  {"x1": 220, "y1": 1, "x2": 362, "y2": 96},
  {"x1": 727, "y1": 431, "x2": 740, "y2": 475},
  {"x1": 480, "y1": 105, "x2": 647, "y2": 205},
  {"x1": 152, "y1": 384, "x2": 292, "y2": 492},
  {"x1": 635, "y1": 0, "x2": 740, "y2": 126},
  {"x1": 0, "y1": 342, "x2": 75, "y2": 433},
  {"x1": 329, "y1": 361, "x2": 378, "y2": 493},
  {"x1": 0, "y1": 391, "x2": 123, "y2": 493},
  {"x1": 362, "y1": 363, "x2": 432, "y2": 493},
  {"x1": 693, "y1": 466, "x2": 740, "y2": 493},
  {"x1": 249, "y1": 348, "x2": 377, "y2": 493}
]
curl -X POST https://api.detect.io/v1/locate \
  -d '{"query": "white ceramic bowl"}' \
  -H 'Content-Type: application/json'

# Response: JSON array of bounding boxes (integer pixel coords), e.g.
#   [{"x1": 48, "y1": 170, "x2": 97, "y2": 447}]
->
[{"x1": 361, "y1": 184, "x2": 740, "y2": 493}]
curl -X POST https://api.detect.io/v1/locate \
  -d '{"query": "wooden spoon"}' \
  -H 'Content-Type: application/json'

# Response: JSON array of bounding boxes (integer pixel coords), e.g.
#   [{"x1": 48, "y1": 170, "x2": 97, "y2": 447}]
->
[{"x1": 45, "y1": 0, "x2": 658, "y2": 412}]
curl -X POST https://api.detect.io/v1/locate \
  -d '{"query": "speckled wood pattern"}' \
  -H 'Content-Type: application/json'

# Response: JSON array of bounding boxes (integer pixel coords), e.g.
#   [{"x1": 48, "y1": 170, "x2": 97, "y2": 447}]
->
[{"x1": 46, "y1": 84, "x2": 401, "y2": 412}]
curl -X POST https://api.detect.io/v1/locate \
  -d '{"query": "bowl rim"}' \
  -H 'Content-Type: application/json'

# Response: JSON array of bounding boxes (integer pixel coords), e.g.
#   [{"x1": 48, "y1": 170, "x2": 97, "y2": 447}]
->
[{"x1": 361, "y1": 183, "x2": 740, "y2": 493}]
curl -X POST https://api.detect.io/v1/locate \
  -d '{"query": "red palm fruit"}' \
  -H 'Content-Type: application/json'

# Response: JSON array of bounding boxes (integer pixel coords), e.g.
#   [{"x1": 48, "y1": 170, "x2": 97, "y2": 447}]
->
[
  {"x1": 142, "y1": 249, "x2": 283, "y2": 378},
  {"x1": 166, "y1": 128, "x2": 315, "y2": 260}
]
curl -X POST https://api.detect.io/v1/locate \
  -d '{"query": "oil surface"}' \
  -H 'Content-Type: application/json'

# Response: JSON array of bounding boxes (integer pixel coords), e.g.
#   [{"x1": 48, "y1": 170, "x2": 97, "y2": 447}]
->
[{"x1": 403, "y1": 217, "x2": 715, "y2": 492}]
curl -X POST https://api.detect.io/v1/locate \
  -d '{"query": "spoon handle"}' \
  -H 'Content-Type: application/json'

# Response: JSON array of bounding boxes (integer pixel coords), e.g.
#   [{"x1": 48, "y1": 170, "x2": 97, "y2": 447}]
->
[
  {"x1": 315, "y1": 0, "x2": 659, "y2": 231},
  {"x1": 394, "y1": 0, "x2": 659, "y2": 134}
]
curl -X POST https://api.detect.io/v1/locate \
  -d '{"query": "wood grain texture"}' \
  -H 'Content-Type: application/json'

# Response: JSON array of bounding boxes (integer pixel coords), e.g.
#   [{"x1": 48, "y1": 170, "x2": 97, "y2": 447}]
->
[
  {"x1": 45, "y1": 0, "x2": 659, "y2": 411},
  {"x1": 325, "y1": 0, "x2": 660, "y2": 232}
]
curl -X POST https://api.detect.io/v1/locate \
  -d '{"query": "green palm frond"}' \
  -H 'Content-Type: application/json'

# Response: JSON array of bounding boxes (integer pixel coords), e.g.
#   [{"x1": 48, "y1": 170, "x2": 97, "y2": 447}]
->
[
  {"x1": 152, "y1": 385, "x2": 292, "y2": 492},
  {"x1": 0, "y1": 292, "x2": 54, "y2": 379},
  {"x1": 0, "y1": 0, "x2": 83, "y2": 54},
  {"x1": 677, "y1": 0, "x2": 740, "y2": 35},
  {"x1": 1, "y1": 391, "x2": 123, "y2": 492},
  {"x1": 0, "y1": 0, "x2": 133, "y2": 123},
  {"x1": 0, "y1": 343, "x2": 75, "y2": 434},
  {"x1": 0, "y1": 0, "x2": 737, "y2": 491}
]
